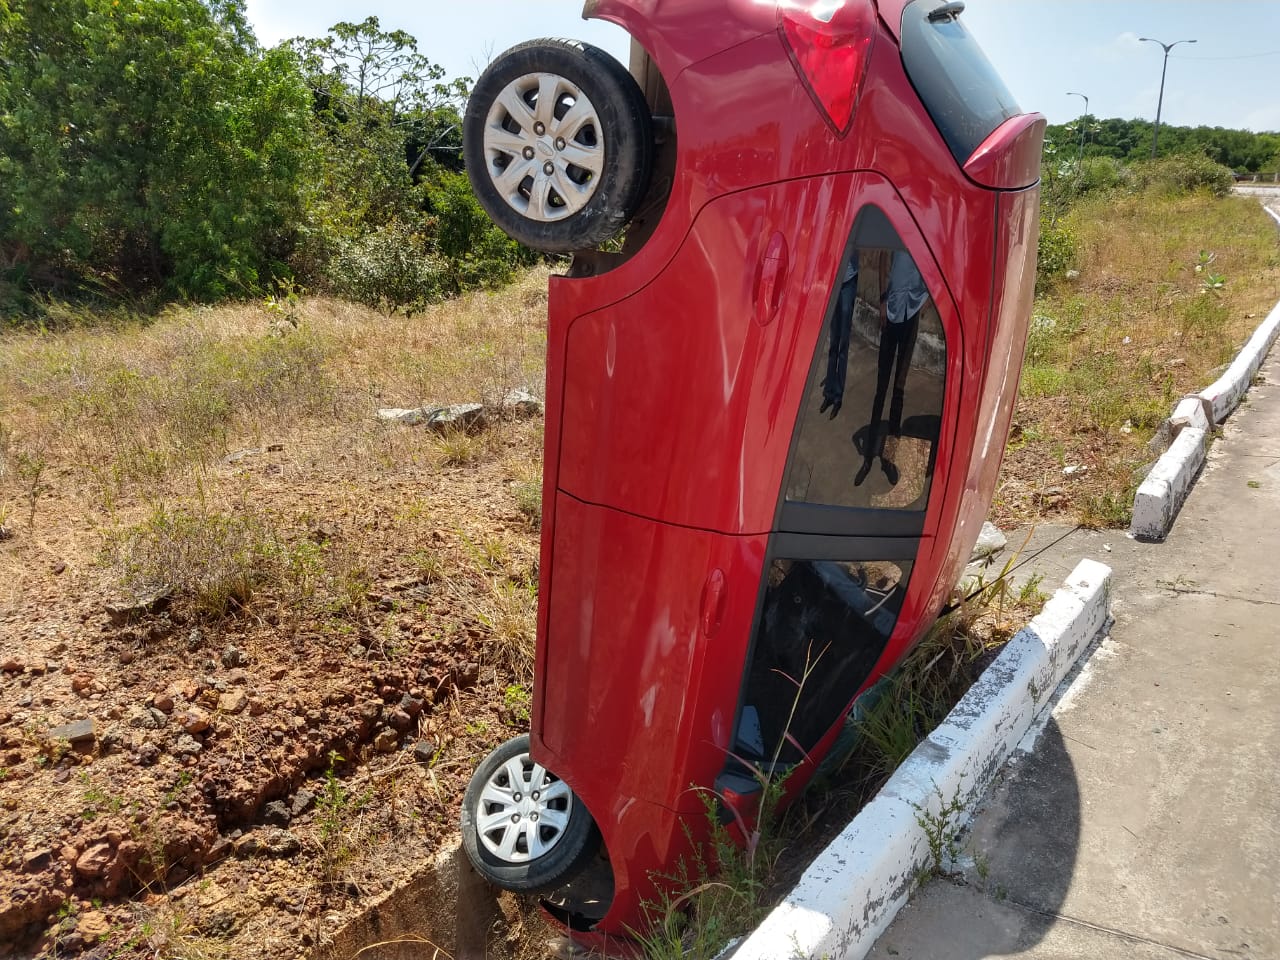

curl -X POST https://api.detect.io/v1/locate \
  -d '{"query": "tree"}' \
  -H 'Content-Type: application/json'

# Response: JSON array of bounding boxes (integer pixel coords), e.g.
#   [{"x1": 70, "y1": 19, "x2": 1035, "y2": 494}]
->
[
  {"x1": 291, "y1": 17, "x2": 468, "y2": 238},
  {"x1": 0, "y1": 0, "x2": 314, "y2": 301}
]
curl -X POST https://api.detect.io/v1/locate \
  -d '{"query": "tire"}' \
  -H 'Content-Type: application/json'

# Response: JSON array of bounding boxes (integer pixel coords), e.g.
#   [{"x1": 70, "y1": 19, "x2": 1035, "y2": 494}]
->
[
  {"x1": 460, "y1": 734, "x2": 600, "y2": 893},
  {"x1": 463, "y1": 38, "x2": 655, "y2": 253}
]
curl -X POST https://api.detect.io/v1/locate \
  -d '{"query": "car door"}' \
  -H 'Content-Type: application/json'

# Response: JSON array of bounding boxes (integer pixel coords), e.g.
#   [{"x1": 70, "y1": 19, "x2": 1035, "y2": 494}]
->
[{"x1": 727, "y1": 194, "x2": 963, "y2": 774}]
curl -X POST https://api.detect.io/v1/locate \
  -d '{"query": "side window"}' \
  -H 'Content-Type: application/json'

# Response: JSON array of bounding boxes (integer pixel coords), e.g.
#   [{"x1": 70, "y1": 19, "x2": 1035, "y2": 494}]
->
[
  {"x1": 736, "y1": 556, "x2": 913, "y2": 764},
  {"x1": 785, "y1": 210, "x2": 947, "y2": 513}
]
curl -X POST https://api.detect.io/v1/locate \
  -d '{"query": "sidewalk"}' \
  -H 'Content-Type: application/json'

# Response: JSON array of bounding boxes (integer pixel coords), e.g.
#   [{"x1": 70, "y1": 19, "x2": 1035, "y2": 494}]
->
[{"x1": 867, "y1": 351, "x2": 1280, "y2": 960}]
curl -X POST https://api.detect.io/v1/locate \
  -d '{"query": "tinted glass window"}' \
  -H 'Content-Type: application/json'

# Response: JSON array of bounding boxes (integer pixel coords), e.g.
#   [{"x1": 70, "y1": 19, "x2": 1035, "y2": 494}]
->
[
  {"x1": 900, "y1": 1, "x2": 1020, "y2": 165},
  {"x1": 785, "y1": 214, "x2": 946, "y2": 513},
  {"x1": 736, "y1": 557, "x2": 912, "y2": 764}
]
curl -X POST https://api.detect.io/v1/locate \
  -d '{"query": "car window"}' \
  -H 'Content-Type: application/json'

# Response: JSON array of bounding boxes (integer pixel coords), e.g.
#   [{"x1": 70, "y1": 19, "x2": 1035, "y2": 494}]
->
[
  {"x1": 783, "y1": 212, "x2": 947, "y2": 514},
  {"x1": 899, "y1": 0, "x2": 1020, "y2": 166},
  {"x1": 736, "y1": 557, "x2": 912, "y2": 763}
]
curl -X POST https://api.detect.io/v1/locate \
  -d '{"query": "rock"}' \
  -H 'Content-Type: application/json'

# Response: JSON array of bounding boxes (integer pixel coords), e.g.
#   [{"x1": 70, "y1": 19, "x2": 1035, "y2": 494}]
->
[
  {"x1": 290, "y1": 789, "x2": 316, "y2": 817},
  {"x1": 221, "y1": 645, "x2": 247, "y2": 668},
  {"x1": 136, "y1": 743, "x2": 161, "y2": 766},
  {"x1": 152, "y1": 695, "x2": 174, "y2": 714},
  {"x1": 1062, "y1": 464, "x2": 1087, "y2": 476},
  {"x1": 1065, "y1": 269, "x2": 1080, "y2": 280},
  {"x1": 22, "y1": 848, "x2": 53, "y2": 873},
  {"x1": 373, "y1": 728, "x2": 400, "y2": 753},
  {"x1": 1, "y1": 657, "x2": 22, "y2": 673},
  {"x1": 399, "y1": 694, "x2": 425, "y2": 718},
  {"x1": 176, "y1": 707, "x2": 211, "y2": 735},
  {"x1": 412, "y1": 741, "x2": 437, "y2": 764},
  {"x1": 970, "y1": 522, "x2": 1008, "y2": 562},
  {"x1": 377, "y1": 403, "x2": 488, "y2": 433},
  {"x1": 71, "y1": 673, "x2": 93, "y2": 693},
  {"x1": 207, "y1": 836, "x2": 233, "y2": 864},
  {"x1": 52, "y1": 562, "x2": 67, "y2": 576},
  {"x1": 500, "y1": 389, "x2": 543, "y2": 417},
  {"x1": 48, "y1": 719, "x2": 95, "y2": 745},
  {"x1": 218, "y1": 691, "x2": 248, "y2": 715},
  {"x1": 147, "y1": 708, "x2": 168, "y2": 727},
  {"x1": 388, "y1": 708, "x2": 413, "y2": 732},
  {"x1": 105, "y1": 593, "x2": 171, "y2": 625},
  {"x1": 262, "y1": 801, "x2": 292, "y2": 827},
  {"x1": 74, "y1": 843, "x2": 113, "y2": 881},
  {"x1": 76, "y1": 910, "x2": 111, "y2": 940},
  {"x1": 234, "y1": 828, "x2": 301, "y2": 858},
  {"x1": 174, "y1": 734, "x2": 202, "y2": 756}
]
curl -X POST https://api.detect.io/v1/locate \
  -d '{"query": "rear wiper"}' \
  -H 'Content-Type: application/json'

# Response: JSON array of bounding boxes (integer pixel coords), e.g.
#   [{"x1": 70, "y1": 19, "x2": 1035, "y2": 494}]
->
[{"x1": 928, "y1": 1, "x2": 965, "y2": 23}]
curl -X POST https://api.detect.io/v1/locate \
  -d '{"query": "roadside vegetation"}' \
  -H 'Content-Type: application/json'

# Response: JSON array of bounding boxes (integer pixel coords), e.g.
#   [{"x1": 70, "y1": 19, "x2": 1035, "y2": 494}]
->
[
  {"x1": 997, "y1": 152, "x2": 1280, "y2": 528},
  {"x1": 0, "y1": 0, "x2": 533, "y2": 320}
]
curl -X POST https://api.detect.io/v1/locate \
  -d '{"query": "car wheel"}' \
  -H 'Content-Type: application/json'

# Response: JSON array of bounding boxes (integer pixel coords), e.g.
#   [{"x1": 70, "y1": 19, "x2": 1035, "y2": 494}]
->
[
  {"x1": 460, "y1": 734, "x2": 600, "y2": 893},
  {"x1": 463, "y1": 38, "x2": 654, "y2": 253}
]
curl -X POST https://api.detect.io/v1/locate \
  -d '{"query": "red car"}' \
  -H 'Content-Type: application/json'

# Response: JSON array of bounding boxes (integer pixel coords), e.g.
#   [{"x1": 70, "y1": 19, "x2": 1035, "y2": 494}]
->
[{"x1": 459, "y1": 0, "x2": 1044, "y2": 948}]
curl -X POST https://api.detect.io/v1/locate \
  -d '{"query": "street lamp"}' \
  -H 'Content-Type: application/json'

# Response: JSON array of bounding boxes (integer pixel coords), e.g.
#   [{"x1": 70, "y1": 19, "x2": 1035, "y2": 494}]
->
[
  {"x1": 1138, "y1": 37, "x2": 1196, "y2": 160},
  {"x1": 1066, "y1": 91, "x2": 1089, "y2": 165}
]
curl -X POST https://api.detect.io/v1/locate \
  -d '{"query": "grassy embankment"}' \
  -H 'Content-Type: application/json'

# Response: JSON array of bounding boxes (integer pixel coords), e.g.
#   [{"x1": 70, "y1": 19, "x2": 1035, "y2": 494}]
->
[
  {"x1": 0, "y1": 270, "x2": 550, "y2": 664},
  {"x1": 996, "y1": 190, "x2": 1280, "y2": 528}
]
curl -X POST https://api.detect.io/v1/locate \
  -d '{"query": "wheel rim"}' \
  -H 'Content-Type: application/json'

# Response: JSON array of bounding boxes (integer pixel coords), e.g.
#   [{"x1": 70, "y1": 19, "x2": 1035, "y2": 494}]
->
[
  {"x1": 483, "y1": 72, "x2": 605, "y2": 223},
  {"x1": 474, "y1": 750, "x2": 574, "y2": 863}
]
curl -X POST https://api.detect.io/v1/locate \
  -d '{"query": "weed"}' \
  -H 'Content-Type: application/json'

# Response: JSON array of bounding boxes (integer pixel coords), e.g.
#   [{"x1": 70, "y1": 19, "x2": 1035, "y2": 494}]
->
[
  {"x1": 1017, "y1": 573, "x2": 1047, "y2": 605},
  {"x1": 502, "y1": 684, "x2": 531, "y2": 725},
  {"x1": 512, "y1": 480, "x2": 542, "y2": 529},
  {"x1": 911, "y1": 783, "x2": 968, "y2": 882},
  {"x1": 473, "y1": 578, "x2": 537, "y2": 681},
  {"x1": 433, "y1": 428, "x2": 486, "y2": 467},
  {"x1": 1248, "y1": 479, "x2": 1261, "y2": 489},
  {"x1": 407, "y1": 549, "x2": 444, "y2": 584},
  {"x1": 975, "y1": 851, "x2": 990, "y2": 883},
  {"x1": 14, "y1": 447, "x2": 48, "y2": 529},
  {"x1": 103, "y1": 501, "x2": 268, "y2": 618},
  {"x1": 315, "y1": 751, "x2": 372, "y2": 892}
]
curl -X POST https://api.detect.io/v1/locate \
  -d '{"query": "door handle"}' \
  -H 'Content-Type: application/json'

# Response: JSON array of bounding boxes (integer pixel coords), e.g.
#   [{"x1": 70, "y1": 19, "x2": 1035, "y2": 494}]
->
[{"x1": 754, "y1": 231, "x2": 788, "y2": 326}]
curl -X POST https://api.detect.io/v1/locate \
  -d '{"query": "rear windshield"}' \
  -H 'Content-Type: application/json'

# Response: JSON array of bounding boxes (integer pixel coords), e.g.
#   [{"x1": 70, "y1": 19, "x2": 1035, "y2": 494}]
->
[{"x1": 900, "y1": 1, "x2": 1020, "y2": 166}]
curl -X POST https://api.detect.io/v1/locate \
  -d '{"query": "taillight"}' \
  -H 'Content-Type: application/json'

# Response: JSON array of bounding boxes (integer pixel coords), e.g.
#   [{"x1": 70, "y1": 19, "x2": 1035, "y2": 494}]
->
[{"x1": 779, "y1": 0, "x2": 877, "y2": 136}]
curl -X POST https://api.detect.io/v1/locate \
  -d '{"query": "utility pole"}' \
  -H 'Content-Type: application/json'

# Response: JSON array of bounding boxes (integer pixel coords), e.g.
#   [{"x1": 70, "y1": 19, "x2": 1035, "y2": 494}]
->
[
  {"x1": 1067, "y1": 91, "x2": 1089, "y2": 165},
  {"x1": 1138, "y1": 37, "x2": 1196, "y2": 160}
]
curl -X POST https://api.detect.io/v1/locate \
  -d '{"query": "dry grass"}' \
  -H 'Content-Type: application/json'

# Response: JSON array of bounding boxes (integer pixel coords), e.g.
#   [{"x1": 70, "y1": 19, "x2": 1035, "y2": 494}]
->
[
  {"x1": 996, "y1": 192, "x2": 1280, "y2": 527},
  {"x1": 0, "y1": 266, "x2": 552, "y2": 671}
]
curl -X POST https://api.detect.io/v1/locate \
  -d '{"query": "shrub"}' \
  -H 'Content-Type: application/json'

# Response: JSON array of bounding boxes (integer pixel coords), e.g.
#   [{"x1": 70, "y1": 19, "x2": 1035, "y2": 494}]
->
[
  {"x1": 326, "y1": 221, "x2": 447, "y2": 313},
  {"x1": 1036, "y1": 221, "x2": 1078, "y2": 292},
  {"x1": 427, "y1": 171, "x2": 539, "y2": 296},
  {"x1": 1128, "y1": 154, "x2": 1234, "y2": 198}
]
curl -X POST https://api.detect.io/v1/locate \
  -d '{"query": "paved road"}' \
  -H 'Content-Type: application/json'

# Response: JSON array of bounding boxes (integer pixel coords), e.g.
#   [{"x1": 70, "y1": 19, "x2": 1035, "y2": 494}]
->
[{"x1": 867, "y1": 351, "x2": 1280, "y2": 960}]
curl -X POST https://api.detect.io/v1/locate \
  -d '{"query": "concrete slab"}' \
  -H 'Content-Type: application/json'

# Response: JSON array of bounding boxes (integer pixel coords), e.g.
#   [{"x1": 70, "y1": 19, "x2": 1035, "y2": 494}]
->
[
  {"x1": 868, "y1": 881, "x2": 1215, "y2": 960},
  {"x1": 865, "y1": 352, "x2": 1280, "y2": 959}
]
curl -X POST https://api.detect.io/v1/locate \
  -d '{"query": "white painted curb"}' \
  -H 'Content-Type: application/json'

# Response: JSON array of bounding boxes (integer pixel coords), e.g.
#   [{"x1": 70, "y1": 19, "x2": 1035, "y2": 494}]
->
[
  {"x1": 1198, "y1": 294, "x2": 1280, "y2": 424},
  {"x1": 1128, "y1": 201, "x2": 1280, "y2": 540},
  {"x1": 731, "y1": 559, "x2": 1112, "y2": 960},
  {"x1": 1130, "y1": 426, "x2": 1208, "y2": 540}
]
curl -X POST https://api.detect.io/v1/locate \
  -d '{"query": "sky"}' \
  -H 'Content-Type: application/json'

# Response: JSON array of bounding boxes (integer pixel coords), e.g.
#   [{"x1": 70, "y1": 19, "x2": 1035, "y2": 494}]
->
[{"x1": 243, "y1": 0, "x2": 1280, "y2": 133}]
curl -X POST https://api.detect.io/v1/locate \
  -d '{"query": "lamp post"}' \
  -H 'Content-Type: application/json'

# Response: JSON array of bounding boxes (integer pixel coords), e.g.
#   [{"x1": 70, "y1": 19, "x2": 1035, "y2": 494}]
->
[
  {"x1": 1138, "y1": 37, "x2": 1196, "y2": 160},
  {"x1": 1067, "y1": 91, "x2": 1089, "y2": 165}
]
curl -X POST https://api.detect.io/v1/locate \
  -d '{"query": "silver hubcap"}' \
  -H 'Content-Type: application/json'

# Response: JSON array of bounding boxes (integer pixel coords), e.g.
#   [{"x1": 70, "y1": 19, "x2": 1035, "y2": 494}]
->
[
  {"x1": 483, "y1": 72, "x2": 604, "y2": 223},
  {"x1": 475, "y1": 751, "x2": 573, "y2": 863}
]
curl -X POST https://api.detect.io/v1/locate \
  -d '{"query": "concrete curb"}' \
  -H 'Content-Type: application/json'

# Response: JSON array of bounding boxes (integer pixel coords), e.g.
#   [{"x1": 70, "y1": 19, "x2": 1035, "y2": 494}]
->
[
  {"x1": 1129, "y1": 200, "x2": 1280, "y2": 539},
  {"x1": 730, "y1": 559, "x2": 1112, "y2": 960},
  {"x1": 1130, "y1": 426, "x2": 1209, "y2": 541}
]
